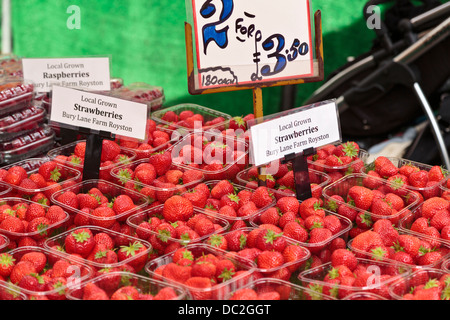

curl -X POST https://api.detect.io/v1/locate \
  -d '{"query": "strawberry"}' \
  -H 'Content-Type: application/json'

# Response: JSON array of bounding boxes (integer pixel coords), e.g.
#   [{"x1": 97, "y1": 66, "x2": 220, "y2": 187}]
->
[
  {"x1": 282, "y1": 244, "x2": 309, "y2": 272},
  {"x1": 250, "y1": 186, "x2": 274, "y2": 208},
  {"x1": 276, "y1": 196, "x2": 300, "y2": 214},
  {"x1": 350, "y1": 230, "x2": 384, "y2": 253},
  {"x1": 45, "y1": 205, "x2": 67, "y2": 225},
  {"x1": 9, "y1": 260, "x2": 36, "y2": 284},
  {"x1": 224, "y1": 229, "x2": 247, "y2": 251},
  {"x1": 428, "y1": 165, "x2": 446, "y2": 182},
  {"x1": 161, "y1": 262, "x2": 192, "y2": 284},
  {"x1": 90, "y1": 206, "x2": 116, "y2": 229},
  {"x1": 64, "y1": 228, "x2": 96, "y2": 258},
  {"x1": 330, "y1": 249, "x2": 357, "y2": 271},
  {"x1": 282, "y1": 221, "x2": 308, "y2": 243},
  {"x1": 421, "y1": 197, "x2": 449, "y2": 219},
  {"x1": 38, "y1": 161, "x2": 61, "y2": 182},
  {"x1": 184, "y1": 277, "x2": 212, "y2": 300},
  {"x1": 0, "y1": 253, "x2": 16, "y2": 277},
  {"x1": 348, "y1": 186, "x2": 374, "y2": 210},
  {"x1": 101, "y1": 139, "x2": 121, "y2": 162},
  {"x1": 148, "y1": 150, "x2": 172, "y2": 176},
  {"x1": 0, "y1": 216, "x2": 25, "y2": 234},
  {"x1": 210, "y1": 180, "x2": 235, "y2": 200},
  {"x1": 298, "y1": 197, "x2": 325, "y2": 220},
  {"x1": 24, "y1": 203, "x2": 46, "y2": 222},
  {"x1": 230, "y1": 288, "x2": 258, "y2": 300},
  {"x1": 55, "y1": 191, "x2": 79, "y2": 209},
  {"x1": 256, "y1": 251, "x2": 284, "y2": 270},
  {"x1": 87, "y1": 243, "x2": 118, "y2": 265},
  {"x1": 308, "y1": 228, "x2": 333, "y2": 252},
  {"x1": 205, "y1": 234, "x2": 228, "y2": 251},
  {"x1": 163, "y1": 195, "x2": 194, "y2": 222},
  {"x1": 255, "y1": 228, "x2": 286, "y2": 252},
  {"x1": 408, "y1": 170, "x2": 429, "y2": 188},
  {"x1": 117, "y1": 241, "x2": 148, "y2": 272},
  {"x1": 26, "y1": 216, "x2": 51, "y2": 239}
]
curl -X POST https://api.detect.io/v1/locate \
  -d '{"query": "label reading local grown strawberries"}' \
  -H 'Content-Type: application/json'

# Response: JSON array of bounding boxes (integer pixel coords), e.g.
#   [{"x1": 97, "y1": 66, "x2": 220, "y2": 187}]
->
[
  {"x1": 22, "y1": 57, "x2": 111, "y2": 92},
  {"x1": 249, "y1": 100, "x2": 341, "y2": 166},
  {"x1": 50, "y1": 86, "x2": 148, "y2": 140}
]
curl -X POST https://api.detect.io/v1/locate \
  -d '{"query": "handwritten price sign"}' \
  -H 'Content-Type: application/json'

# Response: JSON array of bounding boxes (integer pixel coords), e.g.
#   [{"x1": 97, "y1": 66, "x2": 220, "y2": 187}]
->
[{"x1": 188, "y1": 0, "x2": 314, "y2": 90}]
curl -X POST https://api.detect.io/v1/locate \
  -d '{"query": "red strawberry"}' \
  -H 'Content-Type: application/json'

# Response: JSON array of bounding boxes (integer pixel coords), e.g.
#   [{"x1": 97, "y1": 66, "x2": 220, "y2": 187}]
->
[
  {"x1": 210, "y1": 180, "x2": 235, "y2": 200},
  {"x1": 282, "y1": 221, "x2": 308, "y2": 243},
  {"x1": 64, "y1": 228, "x2": 96, "y2": 257},
  {"x1": 101, "y1": 140, "x2": 121, "y2": 162},
  {"x1": 330, "y1": 249, "x2": 357, "y2": 271},
  {"x1": 408, "y1": 170, "x2": 429, "y2": 188},
  {"x1": 184, "y1": 277, "x2": 212, "y2": 300},
  {"x1": 163, "y1": 195, "x2": 194, "y2": 222},
  {"x1": 428, "y1": 166, "x2": 446, "y2": 182},
  {"x1": 38, "y1": 161, "x2": 61, "y2": 182},
  {"x1": 250, "y1": 186, "x2": 274, "y2": 208},
  {"x1": 9, "y1": 260, "x2": 36, "y2": 284},
  {"x1": 117, "y1": 241, "x2": 148, "y2": 271},
  {"x1": 348, "y1": 186, "x2": 374, "y2": 210},
  {"x1": 256, "y1": 251, "x2": 284, "y2": 270},
  {"x1": 0, "y1": 253, "x2": 16, "y2": 277},
  {"x1": 90, "y1": 206, "x2": 116, "y2": 229},
  {"x1": 282, "y1": 244, "x2": 309, "y2": 272}
]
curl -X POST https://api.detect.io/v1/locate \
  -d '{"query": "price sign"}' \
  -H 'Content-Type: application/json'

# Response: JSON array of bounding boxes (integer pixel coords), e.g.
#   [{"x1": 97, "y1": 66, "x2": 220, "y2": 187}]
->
[{"x1": 188, "y1": 0, "x2": 314, "y2": 91}]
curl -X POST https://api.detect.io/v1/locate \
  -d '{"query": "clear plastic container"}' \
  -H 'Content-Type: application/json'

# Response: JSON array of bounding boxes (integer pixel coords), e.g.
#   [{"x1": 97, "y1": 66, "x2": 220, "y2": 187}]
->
[
  {"x1": 110, "y1": 157, "x2": 205, "y2": 203},
  {"x1": 322, "y1": 173, "x2": 420, "y2": 226},
  {"x1": 217, "y1": 226, "x2": 311, "y2": 280},
  {"x1": 183, "y1": 180, "x2": 276, "y2": 225},
  {"x1": 0, "y1": 158, "x2": 82, "y2": 199},
  {"x1": 442, "y1": 258, "x2": 450, "y2": 272},
  {"x1": 297, "y1": 257, "x2": 412, "y2": 300},
  {"x1": 236, "y1": 162, "x2": 331, "y2": 200},
  {"x1": 109, "y1": 82, "x2": 165, "y2": 113},
  {"x1": 249, "y1": 206, "x2": 352, "y2": 256},
  {"x1": 0, "y1": 197, "x2": 70, "y2": 243},
  {"x1": 44, "y1": 225, "x2": 152, "y2": 273},
  {"x1": 0, "y1": 245, "x2": 94, "y2": 300},
  {"x1": 225, "y1": 277, "x2": 336, "y2": 300},
  {"x1": 0, "y1": 79, "x2": 34, "y2": 116},
  {"x1": 47, "y1": 140, "x2": 137, "y2": 182},
  {"x1": 362, "y1": 156, "x2": 449, "y2": 200},
  {"x1": 398, "y1": 201, "x2": 450, "y2": 247},
  {"x1": 0, "y1": 56, "x2": 23, "y2": 78},
  {"x1": 341, "y1": 292, "x2": 388, "y2": 300},
  {"x1": 145, "y1": 243, "x2": 257, "y2": 300},
  {"x1": 347, "y1": 229, "x2": 450, "y2": 269},
  {"x1": 66, "y1": 271, "x2": 188, "y2": 300},
  {"x1": 388, "y1": 268, "x2": 450, "y2": 300},
  {"x1": 0, "y1": 281, "x2": 28, "y2": 300},
  {"x1": 50, "y1": 179, "x2": 149, "y2": 227},
  {"x1": 0, "y1": 125, "x2": 55, "y2": 165},
  {"x1": 0, "y1": 105, "x2": 46, "y2": 142},
  {"x1": 151, "y1": 103, "x2": 233, "y2": 135},
  {"x1": 168, "y1": 131, "x2": 249, "y2": 181},
  {"x1": 126, "y1": 204, "x2": 230, "y2": 254},
  {"x1": 307, "y1": 144, "x2": 369, "y2": 176},
  {"x1": 0, "y1": 234, "x2": 9, "y2": 253},
  {"x1": 0, "y1": 182, "x2": 13, "y2": 198}
]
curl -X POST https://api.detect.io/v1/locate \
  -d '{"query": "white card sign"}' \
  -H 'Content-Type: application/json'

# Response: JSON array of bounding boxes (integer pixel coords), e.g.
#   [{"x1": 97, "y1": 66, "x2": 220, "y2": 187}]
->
[
  {"x1": 188, "y1": 0, "x2": 313, "y2": 90},
  {"x1": 22, "y1": 57, "x2": 111, "y2": 92},
  {"x1": 50, "y1": 86, "x2": 148, "y2": 140},
  {"x1": 249, "y1": 101, "x2": 341, "y2": 167}
]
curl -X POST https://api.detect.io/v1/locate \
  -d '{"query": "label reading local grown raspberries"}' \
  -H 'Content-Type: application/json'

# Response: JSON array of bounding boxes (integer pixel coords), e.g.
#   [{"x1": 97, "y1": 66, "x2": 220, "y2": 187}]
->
[{"x1": 22, "y1": 57, "x2": 111, "y2": 92}]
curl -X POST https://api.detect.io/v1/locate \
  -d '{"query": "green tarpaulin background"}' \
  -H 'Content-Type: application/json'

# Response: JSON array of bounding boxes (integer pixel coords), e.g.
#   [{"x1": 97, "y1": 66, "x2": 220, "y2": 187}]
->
[{"x1": 3, "y1": 0, "x2": 443, "y2": 117}]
